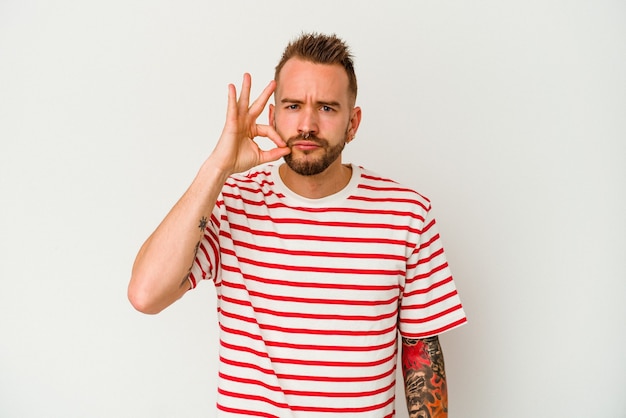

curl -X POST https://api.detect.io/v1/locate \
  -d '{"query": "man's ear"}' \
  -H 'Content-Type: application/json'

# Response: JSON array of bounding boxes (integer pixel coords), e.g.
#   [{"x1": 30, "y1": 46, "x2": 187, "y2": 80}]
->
[
  {"x1": 269, "y1": 104, "x2": 275, "y2": 127},
  {"x1": 348, "y1": 106, "x2": 362, "y2": 142}
]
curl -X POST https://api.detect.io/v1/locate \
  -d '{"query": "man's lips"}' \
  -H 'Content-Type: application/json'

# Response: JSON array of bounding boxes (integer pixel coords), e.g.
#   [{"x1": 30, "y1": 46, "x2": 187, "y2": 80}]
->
[{"x1": 289, "y1": 140, "x2": 322, "y2": 151}]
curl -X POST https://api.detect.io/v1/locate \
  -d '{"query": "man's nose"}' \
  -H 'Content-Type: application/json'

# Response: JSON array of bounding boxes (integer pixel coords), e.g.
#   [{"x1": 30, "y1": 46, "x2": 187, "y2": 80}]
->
[{"x1": 298, "y1": 107, "x2": 318, "y2": 136}]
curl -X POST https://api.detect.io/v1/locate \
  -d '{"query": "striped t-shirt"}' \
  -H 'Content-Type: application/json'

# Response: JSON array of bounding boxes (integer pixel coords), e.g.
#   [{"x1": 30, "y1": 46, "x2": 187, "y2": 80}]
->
[{"x1": 189, "y1": 163, "x2": 466, "y2": 417}]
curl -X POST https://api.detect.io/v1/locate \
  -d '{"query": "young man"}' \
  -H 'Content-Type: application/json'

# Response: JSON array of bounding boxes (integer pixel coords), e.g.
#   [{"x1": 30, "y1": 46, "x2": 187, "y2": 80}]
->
[{"x1": 129, "y1": 33, "x2": 466, "y2": 417}]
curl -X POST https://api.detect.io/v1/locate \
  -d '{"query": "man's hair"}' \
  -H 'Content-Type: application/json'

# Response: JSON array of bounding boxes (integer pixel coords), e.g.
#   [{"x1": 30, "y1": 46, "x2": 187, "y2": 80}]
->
[{"x1": 275, "y1": 33, "x2": 357, "y2": 101}]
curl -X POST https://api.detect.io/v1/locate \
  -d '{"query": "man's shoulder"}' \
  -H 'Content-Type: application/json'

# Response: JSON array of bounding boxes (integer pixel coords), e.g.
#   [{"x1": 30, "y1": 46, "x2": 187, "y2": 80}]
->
[{"x1": 356, "y1": 165, "x2": 431, "y2": 205}]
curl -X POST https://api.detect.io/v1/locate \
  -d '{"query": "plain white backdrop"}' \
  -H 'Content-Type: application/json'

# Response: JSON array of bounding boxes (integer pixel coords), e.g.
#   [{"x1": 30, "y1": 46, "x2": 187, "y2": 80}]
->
[{"x1": 1, "y1": 1, "x2": 625, "y2": 417}]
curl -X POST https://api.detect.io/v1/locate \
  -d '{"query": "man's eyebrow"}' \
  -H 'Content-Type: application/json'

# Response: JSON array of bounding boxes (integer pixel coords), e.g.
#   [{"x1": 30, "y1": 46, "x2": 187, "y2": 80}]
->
[
  {"x1": 280, "y1": 98, "x2": 304, "y2": 104},
  {"x1": 280, "y1": 98, "x2": 342, "y2": 108}
]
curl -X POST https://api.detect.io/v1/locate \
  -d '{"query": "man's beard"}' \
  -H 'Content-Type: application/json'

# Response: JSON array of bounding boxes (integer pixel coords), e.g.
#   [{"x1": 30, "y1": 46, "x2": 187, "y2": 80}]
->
[{"x1": 283, "y1": 131, "x2": 348, "y2": 176}]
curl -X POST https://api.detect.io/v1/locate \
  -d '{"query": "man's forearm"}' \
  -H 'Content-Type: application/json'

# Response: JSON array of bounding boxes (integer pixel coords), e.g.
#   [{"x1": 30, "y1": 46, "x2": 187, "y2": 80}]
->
[
  {"x1": 128, "y1": 159, "x2": 230, "y2": 314},
  {"x1": 401, "y1": 336, "x2": 448, "y2": 418}
]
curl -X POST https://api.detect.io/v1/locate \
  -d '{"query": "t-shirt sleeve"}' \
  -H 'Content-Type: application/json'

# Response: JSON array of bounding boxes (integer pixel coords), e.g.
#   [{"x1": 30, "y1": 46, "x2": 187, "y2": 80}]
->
[
  {"x1": 399, "y1": 204, "x2": 467, "y2": 339},
  {"x1": 187, "y1": 200, "x2": 222, "y2": 290}
]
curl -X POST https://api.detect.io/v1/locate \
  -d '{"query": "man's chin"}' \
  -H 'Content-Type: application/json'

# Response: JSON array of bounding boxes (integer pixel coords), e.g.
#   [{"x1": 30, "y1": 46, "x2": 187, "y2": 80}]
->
[{"x1": 283, "y1": 156, "x2": 327, "y2": 176}]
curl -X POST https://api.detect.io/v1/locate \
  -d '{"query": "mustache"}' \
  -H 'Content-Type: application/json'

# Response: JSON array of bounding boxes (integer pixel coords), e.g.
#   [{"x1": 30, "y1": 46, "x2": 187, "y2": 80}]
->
[{"x1": 286, "y1": 133, "x2": 328, "y2": 147}]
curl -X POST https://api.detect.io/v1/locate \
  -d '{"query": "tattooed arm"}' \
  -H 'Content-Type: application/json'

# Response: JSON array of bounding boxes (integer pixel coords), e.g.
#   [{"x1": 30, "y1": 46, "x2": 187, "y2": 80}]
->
[
  {"x1": 401, "y1": 336, "x2": 448, "y2": 418},
  {"x1": 128, "y1": 164, "x2": 227, "y2": 315},
  {"x1": 128, "y1": 74, "x2": 288, "y2": 315}
]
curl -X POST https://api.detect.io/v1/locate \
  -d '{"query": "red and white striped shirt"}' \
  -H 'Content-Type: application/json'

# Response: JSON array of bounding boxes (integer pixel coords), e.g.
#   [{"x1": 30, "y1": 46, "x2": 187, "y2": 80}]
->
[{"x1": 190, "y1": 163, "x2": 466, "y2": 417}]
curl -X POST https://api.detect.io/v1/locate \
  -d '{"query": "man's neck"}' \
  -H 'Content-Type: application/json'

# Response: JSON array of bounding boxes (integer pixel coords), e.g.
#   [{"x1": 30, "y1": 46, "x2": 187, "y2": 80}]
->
[{"x1": 278, "y1": 161, "x2": 353, "y2": 199}]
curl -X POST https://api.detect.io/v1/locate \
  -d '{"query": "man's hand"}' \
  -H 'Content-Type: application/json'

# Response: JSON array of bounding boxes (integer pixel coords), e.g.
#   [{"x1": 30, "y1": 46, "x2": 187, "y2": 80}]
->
[{"x1": 209, "y1": 73, "x2": 290, "y2": 176}]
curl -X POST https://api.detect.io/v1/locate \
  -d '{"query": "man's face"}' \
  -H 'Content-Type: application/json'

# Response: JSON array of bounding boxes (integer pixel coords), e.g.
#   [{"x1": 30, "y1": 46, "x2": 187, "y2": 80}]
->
[{"x1": 270, "y1": 58, "x2": 360, "y2": 176}]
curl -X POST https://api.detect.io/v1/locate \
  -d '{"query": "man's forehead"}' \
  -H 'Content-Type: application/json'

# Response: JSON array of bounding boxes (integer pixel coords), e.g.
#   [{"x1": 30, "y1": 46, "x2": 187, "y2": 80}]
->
[{"x1": 274, "y1": 58, "x2": 351, "y2": 100}]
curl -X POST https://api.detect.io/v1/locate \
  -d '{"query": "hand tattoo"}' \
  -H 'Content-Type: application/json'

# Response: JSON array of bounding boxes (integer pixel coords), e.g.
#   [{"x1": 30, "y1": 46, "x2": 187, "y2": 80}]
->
[{"x1": 402, "y1": 336, "x2": 448, "y2": 418}]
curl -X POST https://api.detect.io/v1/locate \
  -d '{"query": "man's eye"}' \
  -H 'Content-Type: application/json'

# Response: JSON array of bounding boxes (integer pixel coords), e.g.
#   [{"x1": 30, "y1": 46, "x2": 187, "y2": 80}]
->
[
  {"x1": 287, "y1": 104, "x2": 299, "y2": 110},
  {"x1": 321, "y1": 105, "x2": 333, "y2": 112}
]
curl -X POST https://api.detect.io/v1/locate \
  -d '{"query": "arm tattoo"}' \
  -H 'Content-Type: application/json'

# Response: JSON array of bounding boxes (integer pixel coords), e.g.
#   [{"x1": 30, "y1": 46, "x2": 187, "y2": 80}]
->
[
  {"x1": 402, "y1": 336, "x2": 448, "y2": 418},
  {"x1": 179, "y1": 217, "x2": 206, "y2": 289}
]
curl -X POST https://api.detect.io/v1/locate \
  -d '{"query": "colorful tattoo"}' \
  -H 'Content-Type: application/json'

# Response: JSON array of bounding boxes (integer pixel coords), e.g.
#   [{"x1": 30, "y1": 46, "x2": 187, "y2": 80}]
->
[{"x1": 402, "y1": 336, "x2": 448, "y2": 418}]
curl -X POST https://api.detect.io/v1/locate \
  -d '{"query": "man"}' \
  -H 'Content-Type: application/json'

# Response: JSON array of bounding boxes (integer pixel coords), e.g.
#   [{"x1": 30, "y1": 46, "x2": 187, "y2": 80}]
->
[{"x1": 129, "y1": 33, "x2": 466, "y2": 417}]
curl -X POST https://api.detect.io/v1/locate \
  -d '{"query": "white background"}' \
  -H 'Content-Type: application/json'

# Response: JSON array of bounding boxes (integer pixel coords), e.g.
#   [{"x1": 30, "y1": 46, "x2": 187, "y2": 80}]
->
[{"x1": 1, "y1": 1, "x2": 625, "y2": 417}]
